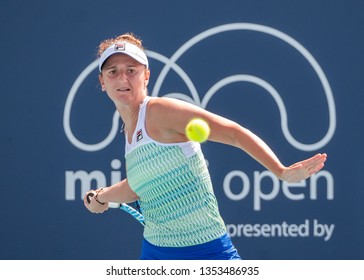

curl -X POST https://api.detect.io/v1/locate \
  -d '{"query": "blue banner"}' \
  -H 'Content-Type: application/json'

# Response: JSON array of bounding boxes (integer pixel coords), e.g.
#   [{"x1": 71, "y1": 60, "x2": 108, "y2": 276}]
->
[{"x1": 1, "y1": 0, "x2": 363, "y2": 260}]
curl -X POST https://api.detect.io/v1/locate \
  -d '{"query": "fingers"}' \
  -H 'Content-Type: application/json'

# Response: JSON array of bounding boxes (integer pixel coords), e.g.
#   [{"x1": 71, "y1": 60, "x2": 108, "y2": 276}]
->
[
  {"x1": 309, "y1": 162, "x2": 325, "y2": 175},
  {"x1": 312, "y1": 153, "x2": 327, "y2": 164},
  {"x1": 300, "y1": 153, "x2": 327, "y2": 169},
  {"x1": 83, "y1": 190, "x2": 96, "y2": 207},
  {"x1": 302, "y1": 153, "x2": 327, "y2": 176},
  {"x1": 282, "y1": 153, "x2": 328, "y2": 183},
  {"x1": 84, "y1": 190, "x2": 108, "y2": 214},
  {"x1": 301, "y1": 153, "x2": 327, "y2": 165}
]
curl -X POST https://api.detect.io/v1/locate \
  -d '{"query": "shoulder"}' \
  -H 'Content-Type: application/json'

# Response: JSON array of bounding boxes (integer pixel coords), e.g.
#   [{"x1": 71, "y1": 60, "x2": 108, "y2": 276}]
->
[
  {"x1": 145, "y1": 97, "x2": 193, "y2": 142},
  {"x1": 147, "y1": 96, "x2": 191, "y2": 112},
  {"x1": 147, "y1": 97, "x2": 204, "y2": 119},
  {"x1": 146, "y1": 97, "x2": 183, "y2": 130}
]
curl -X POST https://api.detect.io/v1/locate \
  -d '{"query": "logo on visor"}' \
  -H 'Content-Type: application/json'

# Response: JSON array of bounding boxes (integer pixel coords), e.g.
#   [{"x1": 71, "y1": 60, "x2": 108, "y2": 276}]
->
[{"x1": 115, "y1": 43, "x2": 125, "y2": 51}]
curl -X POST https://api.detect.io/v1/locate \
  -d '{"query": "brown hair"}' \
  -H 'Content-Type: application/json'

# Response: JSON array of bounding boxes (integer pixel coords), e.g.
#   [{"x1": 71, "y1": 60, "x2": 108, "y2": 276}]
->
[{"x1": 97, "y1": 33, "x2": 145, "y2": 57}]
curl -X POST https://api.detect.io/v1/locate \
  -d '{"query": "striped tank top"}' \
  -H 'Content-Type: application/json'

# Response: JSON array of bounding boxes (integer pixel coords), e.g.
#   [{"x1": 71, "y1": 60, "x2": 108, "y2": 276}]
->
[{"x1": 125, "y1": 97, "x2": 226, "y2": 247}]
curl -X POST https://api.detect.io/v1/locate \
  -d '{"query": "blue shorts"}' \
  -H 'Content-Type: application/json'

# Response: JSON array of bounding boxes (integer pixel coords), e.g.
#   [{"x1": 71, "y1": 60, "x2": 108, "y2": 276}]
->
[{"x1": 140, "y1": 233, "x2": 241, "y2": 260}]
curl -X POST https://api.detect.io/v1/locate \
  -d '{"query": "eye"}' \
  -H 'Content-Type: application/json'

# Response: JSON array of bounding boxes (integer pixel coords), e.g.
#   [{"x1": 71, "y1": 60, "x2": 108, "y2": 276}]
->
[{"x1": 127, "y1": 68, "x2": 136, "y2": 74}]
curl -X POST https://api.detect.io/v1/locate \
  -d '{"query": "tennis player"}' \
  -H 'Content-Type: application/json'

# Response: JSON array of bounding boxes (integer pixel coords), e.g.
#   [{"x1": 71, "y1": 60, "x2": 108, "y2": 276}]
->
[{"x1": 84, "y1": 33, "x2": 327, "y2": 260}]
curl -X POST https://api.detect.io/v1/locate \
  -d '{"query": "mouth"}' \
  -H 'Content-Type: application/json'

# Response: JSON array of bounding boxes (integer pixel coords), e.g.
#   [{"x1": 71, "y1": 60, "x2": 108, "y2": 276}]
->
[{"x1": 117, "y1": 87, "x2": 130, "y2": 92}]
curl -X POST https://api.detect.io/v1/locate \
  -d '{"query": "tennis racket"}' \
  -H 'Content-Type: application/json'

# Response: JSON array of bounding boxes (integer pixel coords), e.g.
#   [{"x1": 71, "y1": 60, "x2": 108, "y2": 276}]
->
[{"x1": 86, "y1": 193, "x2": 145, "y2": 226}]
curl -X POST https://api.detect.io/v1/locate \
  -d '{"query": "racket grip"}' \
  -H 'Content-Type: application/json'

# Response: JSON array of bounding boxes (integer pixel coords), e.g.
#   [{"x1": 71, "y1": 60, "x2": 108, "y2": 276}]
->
[{"x1": 108, "y1": 202, "x2": 121, "y2": 208}]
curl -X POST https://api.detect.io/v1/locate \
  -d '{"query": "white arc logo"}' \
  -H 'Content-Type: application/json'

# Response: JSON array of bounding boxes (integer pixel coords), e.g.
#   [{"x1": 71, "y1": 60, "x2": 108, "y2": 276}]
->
[{"x1": 64, "y1": 23, "x2": 336, "y2": 152}]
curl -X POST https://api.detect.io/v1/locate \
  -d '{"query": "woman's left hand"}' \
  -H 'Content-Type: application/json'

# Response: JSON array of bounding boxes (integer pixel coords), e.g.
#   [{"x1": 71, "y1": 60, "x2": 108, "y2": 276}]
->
[{"x1": 280, "y1": 153, "x2": 327, "y2": 183}]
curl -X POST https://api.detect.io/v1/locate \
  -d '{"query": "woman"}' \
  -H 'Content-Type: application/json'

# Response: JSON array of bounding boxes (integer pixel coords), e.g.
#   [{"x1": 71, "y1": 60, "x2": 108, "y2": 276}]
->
[{"x1": 84, "y1": 33, "x2": 327, "y2": 260}]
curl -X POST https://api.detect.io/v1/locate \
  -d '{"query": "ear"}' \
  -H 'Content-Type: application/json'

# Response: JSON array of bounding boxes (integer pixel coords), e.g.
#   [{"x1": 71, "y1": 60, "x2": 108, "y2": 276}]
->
[
  {"x1": 98, "y1": 74, "x2": 106, "y2": 91},
  {"x1": 144, "y1": 69, "x2": 150, "y2": 87}
]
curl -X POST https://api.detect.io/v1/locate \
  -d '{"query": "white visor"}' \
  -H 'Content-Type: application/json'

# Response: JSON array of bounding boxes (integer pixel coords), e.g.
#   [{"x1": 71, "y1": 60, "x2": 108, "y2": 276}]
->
[{"x1": 98, "y1": 41, "x2": 148, "y2": 72}]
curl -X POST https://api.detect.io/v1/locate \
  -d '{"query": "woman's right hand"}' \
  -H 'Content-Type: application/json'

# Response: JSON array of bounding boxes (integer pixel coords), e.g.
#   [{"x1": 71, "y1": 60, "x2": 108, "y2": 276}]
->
[{"x1": 83, "y1": 189, "x2": 109, "y2": 214}]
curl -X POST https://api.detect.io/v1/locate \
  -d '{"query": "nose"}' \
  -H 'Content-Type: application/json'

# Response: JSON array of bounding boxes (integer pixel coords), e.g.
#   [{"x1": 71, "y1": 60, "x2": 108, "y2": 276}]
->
[{"x1": 117, "y1": 70, "x2": 128, "y2": 81}]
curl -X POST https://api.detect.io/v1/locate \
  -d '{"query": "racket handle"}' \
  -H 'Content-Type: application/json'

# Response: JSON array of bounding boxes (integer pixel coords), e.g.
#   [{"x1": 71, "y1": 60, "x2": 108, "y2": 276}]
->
[{"x1": 108, "y1": 202, "x2": 120, "y2": 208}]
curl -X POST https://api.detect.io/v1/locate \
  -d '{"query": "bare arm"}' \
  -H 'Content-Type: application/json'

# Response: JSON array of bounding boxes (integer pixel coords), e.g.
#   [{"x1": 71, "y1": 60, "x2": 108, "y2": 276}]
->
[
  {"x1": 147, "y1": 97, "x2": 327, "y2": 182},
  {"x1": 210, "y1": 121, "x2": 327, "y2": 182},
  {"x1": 83, "y1": 178, "x2": 139, "y2": 213}
]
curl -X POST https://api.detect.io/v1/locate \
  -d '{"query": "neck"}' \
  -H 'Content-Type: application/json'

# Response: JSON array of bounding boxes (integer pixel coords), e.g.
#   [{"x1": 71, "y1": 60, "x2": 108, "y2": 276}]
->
[{"x1": 116, "y1": 95, "x2": 146, "y2": 135}]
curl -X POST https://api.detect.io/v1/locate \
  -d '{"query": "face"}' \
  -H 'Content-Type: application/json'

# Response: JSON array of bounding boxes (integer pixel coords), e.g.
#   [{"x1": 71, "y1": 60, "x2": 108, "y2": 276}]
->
[{"x1": 99, "y1": 53, "x2": 150, "y2": 105}]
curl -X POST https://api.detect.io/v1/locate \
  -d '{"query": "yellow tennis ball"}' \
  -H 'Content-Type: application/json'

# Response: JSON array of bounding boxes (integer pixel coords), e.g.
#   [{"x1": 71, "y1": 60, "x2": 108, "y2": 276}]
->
[{"x1": 185, "y1": 118, "x2": 210, "y2": 143}]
